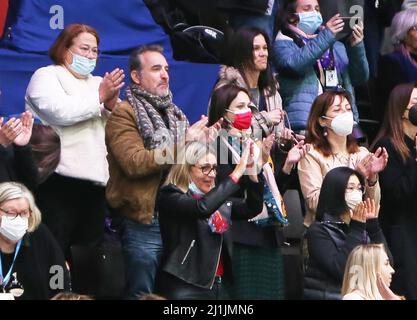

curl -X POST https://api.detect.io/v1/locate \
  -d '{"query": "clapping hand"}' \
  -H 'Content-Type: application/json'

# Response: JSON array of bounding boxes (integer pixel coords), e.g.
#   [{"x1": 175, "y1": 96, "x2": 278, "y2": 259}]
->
[
  {"x1": 364, "y1": 198, "x2": 379, "y2": 220},
  {"x1": 99, "y1": 68, "x2": 125, "y2": 111},
  {"x1": 356, "y1": 148, "x2": 388, "y2": 181},
  {"x1": 13, "y1": 111, "x2": 34, "y2": 146},
  {"x1": 0, "y1": 111, "x2": 34, "y2": 147},
  {"x1": 350, "y1": 201, "x2": 367, "y2": 223}
]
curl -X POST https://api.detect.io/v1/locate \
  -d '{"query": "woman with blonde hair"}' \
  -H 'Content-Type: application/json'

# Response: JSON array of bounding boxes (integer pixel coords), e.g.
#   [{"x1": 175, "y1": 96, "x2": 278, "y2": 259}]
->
[
  {"x1": 342, "y1": 244, "x2": 401, "y2": 300},
  {"x1": 0, "y1": 182, "x2": 69, "y2": 299},
  {"x1": 155, "y1": 141, "x2": 264, "y2": 299}
]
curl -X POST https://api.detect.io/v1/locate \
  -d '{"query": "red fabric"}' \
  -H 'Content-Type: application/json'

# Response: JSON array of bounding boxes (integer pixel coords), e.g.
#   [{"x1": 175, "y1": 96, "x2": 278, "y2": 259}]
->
[
  {"x1": 0, "y1": 0, "x2": 8, "y2": 38},
  {"x1": 216, "y1": 257, "x2": 224, "y2": 277}
]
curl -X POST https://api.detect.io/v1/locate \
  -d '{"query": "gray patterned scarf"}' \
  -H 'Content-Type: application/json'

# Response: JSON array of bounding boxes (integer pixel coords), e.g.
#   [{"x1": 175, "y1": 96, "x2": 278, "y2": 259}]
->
[{"x1": 125, "y1": 83, "x2": 189, "y2": 150}]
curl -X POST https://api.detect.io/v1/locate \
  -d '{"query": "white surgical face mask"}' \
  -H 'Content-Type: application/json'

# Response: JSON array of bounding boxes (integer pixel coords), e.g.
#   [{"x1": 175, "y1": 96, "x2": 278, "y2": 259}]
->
[
  {"x1": 0, "y1": 216, "x2": 28, "y2": 242},
  {"x1": 295, "y1": 11, "x2": 323, "y2": 34},
  {"x1": 345, "y1": 190, "x2": 363, "y2": 211},
  {"x1": 323, "y1": 112, "x2": 354, "y2": 137},
  {"x1": 68, "y1": 50, "x2": 96, "y2": 76}
]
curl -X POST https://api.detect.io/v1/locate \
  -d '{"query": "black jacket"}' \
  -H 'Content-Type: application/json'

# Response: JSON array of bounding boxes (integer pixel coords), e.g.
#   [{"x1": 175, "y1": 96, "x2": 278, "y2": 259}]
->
[
  {"x1": 374, "y1": 135, "x2": 417, "y2": 299},
  {"x1": 0, "y1": 144, "x2": 39, "y2": 191},
  {"x1": 304, "y1": 213, "x2": 389, "y2": 296},
  {"x1": 1, "y1": 223, "x2": 70, "y2": 299},
  {"x1": 157, "y1": 176, "x2": 263, "y2": 289},
  {"x1": 216, "y1": 138, "x2": 295, "y2": 247},
  {"x1": 376, "y1": 51, "x2": 417, "y2": 122}
]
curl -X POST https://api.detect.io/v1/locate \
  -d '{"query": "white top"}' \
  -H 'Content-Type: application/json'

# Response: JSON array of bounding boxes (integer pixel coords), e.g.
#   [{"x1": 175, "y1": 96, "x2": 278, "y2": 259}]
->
[
  {"x1": 25, "y1": 65, "x2": 110, "y2": 185},
  {"x1": 342, "y1": 292, "x2": 366, "y2": 300}
]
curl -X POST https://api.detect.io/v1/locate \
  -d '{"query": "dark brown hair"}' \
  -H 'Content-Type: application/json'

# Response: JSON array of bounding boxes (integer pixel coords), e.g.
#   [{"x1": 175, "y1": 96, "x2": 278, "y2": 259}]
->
[
  {"x1": 30, "y1": 124, "x2": 61, "y2": 183},
  {"x1": 49, "y1": 23, "x2": 100, "y2": 65},
  {"x1": 372, "y1": 83, "x2": 417, "y2": 162},
  {"x1": 227, "y1": 26, "x2": 277, "y2": 97},
  {"x1": 306, "y1": 90, "x2": 359, "y2": 157},
  {"x1": 208, "y1": 84, "x2": 250, "y2": 126}
]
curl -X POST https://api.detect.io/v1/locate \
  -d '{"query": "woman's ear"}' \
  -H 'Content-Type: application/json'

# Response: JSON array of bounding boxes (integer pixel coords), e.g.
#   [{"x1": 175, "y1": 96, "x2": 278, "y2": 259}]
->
[{"x1": 318, "y1": 116, "x2": 326, "y2": 128}]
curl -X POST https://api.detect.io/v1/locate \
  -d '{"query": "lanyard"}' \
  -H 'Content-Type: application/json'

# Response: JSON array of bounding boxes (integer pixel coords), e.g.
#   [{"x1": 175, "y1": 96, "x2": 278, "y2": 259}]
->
[
  {"x1": 319, "y1": 46, "x2": 335, "y2": 70},
  {"x1": 0, "y1": 240, "x2": 22, "y2": 288}
]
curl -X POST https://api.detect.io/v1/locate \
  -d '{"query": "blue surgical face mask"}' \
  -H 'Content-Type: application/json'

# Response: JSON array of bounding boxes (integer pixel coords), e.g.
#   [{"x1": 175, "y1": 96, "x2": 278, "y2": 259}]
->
[
  {"x1": 188, "y1": 182, "x2": 205, "y2": 196},
  {"x1": 68, "y1": 50, "x2": 96, "y2": 76},
  {"x1": 296, "y1": 11, "x2": 323, "y2": 34}
]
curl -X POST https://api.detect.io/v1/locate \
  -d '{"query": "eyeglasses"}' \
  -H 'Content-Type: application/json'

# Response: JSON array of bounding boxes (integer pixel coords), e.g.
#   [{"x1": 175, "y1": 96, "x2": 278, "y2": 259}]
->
[
  {"x1": 409, "y1": 26, "x2": 417, "y2": 32},
  {"x1": 75, "y1": 46, "x2": 100, "y2": 57},
  {"x1": 194, "y1": 164, "x2": 217, "y2": 176},
  {"x1": 0, "y1": 208, "x2": 31, "y2": 220},
  {"x1": 345, "y1": 185, "x2": 365, "y2": 194}
]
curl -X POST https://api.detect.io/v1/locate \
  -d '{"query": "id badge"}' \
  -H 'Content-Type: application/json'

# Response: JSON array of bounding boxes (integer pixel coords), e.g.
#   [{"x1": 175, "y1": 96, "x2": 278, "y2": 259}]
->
[{"x1": 325, "y1": 69, "x2": 338, "y2": 88}]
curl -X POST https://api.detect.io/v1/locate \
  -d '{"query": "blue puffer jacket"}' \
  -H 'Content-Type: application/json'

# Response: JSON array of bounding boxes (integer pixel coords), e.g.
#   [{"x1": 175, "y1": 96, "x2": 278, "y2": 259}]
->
[{"x1": 273, "y1": 28, "x2": 369, "y2": 131}]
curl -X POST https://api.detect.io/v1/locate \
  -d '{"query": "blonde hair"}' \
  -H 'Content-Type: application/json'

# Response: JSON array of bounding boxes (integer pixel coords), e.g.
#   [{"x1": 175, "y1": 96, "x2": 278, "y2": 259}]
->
[
  {"x1": 341, "y1": 244, "x2": 388, "y2": 300},
  {"x1": 164, "y1": 142, "x2": 215, "y2": 193},
  {"x1": 0, "y1": 182, "x2": 42, "y2": 232}
]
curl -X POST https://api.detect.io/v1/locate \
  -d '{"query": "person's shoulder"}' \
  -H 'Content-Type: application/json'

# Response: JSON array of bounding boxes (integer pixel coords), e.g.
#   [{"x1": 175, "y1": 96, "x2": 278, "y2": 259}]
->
[
  {"x1": 159, "y1": 183, "x2": 186, "y2": 195},
  {"x1": 275, "y1": 31, "x2": 294, "y2": 43},
  {"x1": 30, "y1": 65, "x2": 59, "y2": 78},
  {"x1": 108, "y1": 101, "x2": 135, "y2": 120},
  {"x1": 357, "y1": 146, "x2": 371, "y2": 154},
  {"x1": 25, "y1": 223, "x2": 56, "y2": 246},
  {"x1": 343, "y1": 292, "x2": 366, "y2": 300},
  {"x1": 304, "y1": 144, "x2": 324, "y2": 161}
]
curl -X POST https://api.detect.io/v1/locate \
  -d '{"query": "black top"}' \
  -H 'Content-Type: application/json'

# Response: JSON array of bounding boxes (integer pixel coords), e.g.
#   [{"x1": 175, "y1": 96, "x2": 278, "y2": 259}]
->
[
  {"x1": 304, "y1": 213, "x2": 389, "y2": 294},
  {"x1": 0, "y1": 144, "x2": 39, "y2": 191},
  {"x1": 0, "y1": 223, "x2": 70, "y2": 299},
  {"x1": 376, "y1": 51, "x2": 417, "y2": 122},
  {"x1": 374, "y1": 135, "x2": 417, "y2": 227},
  {"x1": 216, "y1": 137, "x2": 296, "y2": 247},
  {"x1": 157, "y1": 176, "x2": 263, "y2": 289},
  {"x1": 374, "y1": 135, "x2": 417, "y2": 299}
]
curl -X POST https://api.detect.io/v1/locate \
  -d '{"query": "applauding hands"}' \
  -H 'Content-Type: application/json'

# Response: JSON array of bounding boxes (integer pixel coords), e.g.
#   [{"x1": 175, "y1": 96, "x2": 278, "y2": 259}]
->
[
  {"x1": 0, "y1": 111, "x2": 34, "y2": 147},
  {"x1": 99, "y1": 68, "x2": 125, "y2": 111},
  {"x1": 356, "y1": 147, "x2": 388, "y2": 185}
]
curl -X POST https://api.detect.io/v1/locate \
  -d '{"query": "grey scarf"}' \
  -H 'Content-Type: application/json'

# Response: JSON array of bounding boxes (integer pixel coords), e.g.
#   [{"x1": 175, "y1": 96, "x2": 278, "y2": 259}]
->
[{"x1": 125, "y1": 84, "x2": 189, "y2": 150}]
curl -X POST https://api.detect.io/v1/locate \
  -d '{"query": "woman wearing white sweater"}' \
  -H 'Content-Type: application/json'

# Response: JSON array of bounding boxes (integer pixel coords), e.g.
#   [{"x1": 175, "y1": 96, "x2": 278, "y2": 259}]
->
[{"x1": 25, "y1": 23, "x2": 124, "y2": 259}]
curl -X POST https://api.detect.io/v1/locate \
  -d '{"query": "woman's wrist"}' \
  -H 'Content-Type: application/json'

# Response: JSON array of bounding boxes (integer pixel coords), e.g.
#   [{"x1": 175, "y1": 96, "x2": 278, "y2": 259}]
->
[
  {"x1": 367, "y1": 175, "x2": 378, "y2": 187},
  {"x1": 229, "y1": 172, "x2": 241, "y2": 183}
]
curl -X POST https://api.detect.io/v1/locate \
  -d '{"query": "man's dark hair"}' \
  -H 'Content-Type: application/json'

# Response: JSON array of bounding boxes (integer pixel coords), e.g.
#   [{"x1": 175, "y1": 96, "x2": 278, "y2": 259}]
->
[{"x1": 128, "y1": 44, "x2": 165, "y2": 75}]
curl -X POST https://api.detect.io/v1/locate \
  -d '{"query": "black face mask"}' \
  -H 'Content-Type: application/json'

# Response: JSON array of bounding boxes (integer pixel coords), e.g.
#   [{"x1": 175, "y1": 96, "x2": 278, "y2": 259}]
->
[{"x1": 408, "y1": 105, "x2": 417, "y2": 126}]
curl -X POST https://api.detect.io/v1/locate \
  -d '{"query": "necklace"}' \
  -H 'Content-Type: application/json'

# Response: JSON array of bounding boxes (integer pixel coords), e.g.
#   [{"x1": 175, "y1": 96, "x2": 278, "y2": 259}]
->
[{"x1": 333, "y1": 152, "x2": 351, "y2": 166}]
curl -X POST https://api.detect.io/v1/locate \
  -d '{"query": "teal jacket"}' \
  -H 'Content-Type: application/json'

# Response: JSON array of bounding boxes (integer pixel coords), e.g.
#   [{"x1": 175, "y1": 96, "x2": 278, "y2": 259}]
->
[{"x1": 273, "y1": 28, "x2": 369, "y2": 131}]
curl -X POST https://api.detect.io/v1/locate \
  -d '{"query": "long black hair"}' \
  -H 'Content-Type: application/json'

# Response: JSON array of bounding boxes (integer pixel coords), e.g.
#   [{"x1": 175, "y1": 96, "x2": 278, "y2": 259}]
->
[
  {"x1": 315, "y1": 167, "x2": 365, "y2": 221},
  {"x1": 227, "y1": 26, "x2": 277, "y2": 97}
]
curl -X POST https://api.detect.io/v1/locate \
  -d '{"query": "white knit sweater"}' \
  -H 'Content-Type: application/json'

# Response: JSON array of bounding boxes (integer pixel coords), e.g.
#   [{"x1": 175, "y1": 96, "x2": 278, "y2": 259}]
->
[{"x1": 25, "y1": 65, "x2": 110, "y2": 185}]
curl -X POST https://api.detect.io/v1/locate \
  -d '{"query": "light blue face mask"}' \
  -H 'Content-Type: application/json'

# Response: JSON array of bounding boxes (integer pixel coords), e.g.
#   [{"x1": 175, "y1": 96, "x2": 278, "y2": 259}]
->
[
  {"x1": 296, "y1": 11, "x2": 323, "y2": 34},
  {"x1": 68, "y1": 50, "x2": 96, "y2": 76},
  {"x1": 188, "y1": 182, "x2": 205, "y2": 196}
]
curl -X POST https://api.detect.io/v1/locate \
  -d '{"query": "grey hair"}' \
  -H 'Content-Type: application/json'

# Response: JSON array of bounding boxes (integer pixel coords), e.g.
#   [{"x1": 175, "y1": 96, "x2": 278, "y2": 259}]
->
[
  {"x1": 0, "y1": 182, "x2": 42, "y2": 232},
  {"x1": 391, "y1": 8, "x2": 417, "y2": 45}
]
